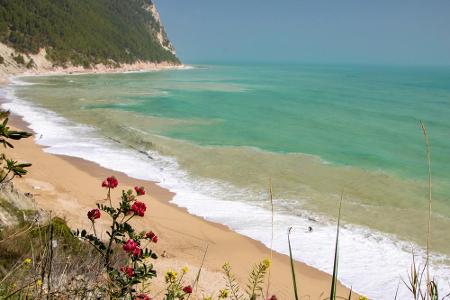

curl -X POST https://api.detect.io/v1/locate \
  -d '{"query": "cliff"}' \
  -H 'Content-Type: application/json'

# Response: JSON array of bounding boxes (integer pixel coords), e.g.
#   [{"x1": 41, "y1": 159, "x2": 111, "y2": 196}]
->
[
  {"x1": 144, "y1": 0, "x2": 177, "y2": 56},
  {"x1": 0, "y1": 0, "x2": 180, "y2": 78}
]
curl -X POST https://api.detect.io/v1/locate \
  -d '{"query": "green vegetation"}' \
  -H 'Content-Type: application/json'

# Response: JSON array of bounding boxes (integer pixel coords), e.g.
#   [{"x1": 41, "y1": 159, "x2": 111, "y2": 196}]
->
[
  {"x1": 287, "y1": 227, "x2": 299, "y2": 300},
  {"x1": 74, "y1": 179, "x2": 159, "y2": 298},
  {"x1": 329, "y1": 196, "x2": 342, "y2": 300},
  {"x1": 0, "y1": 195, "x2": 36, "y2": 223},
  {"x1": 26, "y1": 58, "x2": 35, "y2": 69},
  {"x1": 0, "y1": 112, "x2": 32, "y2": 185},
  {"x1": 11, "y1": 54, "x2": 24, "y2": 65},
  {"x1": 0, "y1": 217, "x2": 106, "y2": 299},
  {"x1": 0, "y1": 0, "x2": 180, "y2": 67},
  {"x1": 222, "y1": 261, "x2": 271, "y2": 300},
  {"x1": 0, "y1": 217, "x2": 86, "y2": 271}
]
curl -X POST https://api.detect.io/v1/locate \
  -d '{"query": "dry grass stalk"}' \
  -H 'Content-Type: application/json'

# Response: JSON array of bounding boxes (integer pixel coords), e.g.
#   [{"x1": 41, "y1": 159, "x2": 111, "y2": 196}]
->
[{"x1": 420, "y1": 121, "x2": 432, "y2": 299}]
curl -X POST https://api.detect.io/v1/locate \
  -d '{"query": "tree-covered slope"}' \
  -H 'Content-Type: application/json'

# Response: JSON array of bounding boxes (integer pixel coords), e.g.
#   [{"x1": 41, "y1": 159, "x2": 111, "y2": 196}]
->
[{"x1": 0, "y1": 0, "x2": 180, "y2": 67}]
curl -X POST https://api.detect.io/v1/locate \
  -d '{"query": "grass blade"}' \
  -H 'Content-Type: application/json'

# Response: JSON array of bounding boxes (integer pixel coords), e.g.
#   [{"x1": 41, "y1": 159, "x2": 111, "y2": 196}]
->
[
  {"x1": 420, "y1": 121, "x2": 432, "y2": 297},
  {"x1": 189, "y1": 243, "x2": 208, "y2": 299},
  {"x1": 287, "y1": 227, "x2": 299, "y2": 300},
  {"x1": 330, "y1": 194, "x2": 343, "y2": 300},
  {"x1": 265, "y1": 179, "x2": 274, "y2": 298},
  {"x1": 394, "y1": 279, "x2": 400, "y2": 300}
]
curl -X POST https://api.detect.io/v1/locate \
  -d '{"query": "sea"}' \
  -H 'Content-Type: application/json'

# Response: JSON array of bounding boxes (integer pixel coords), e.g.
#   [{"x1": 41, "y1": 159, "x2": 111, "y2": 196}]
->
[{"x1": 2, "y1": 63, "x2": 450, "y2": 299}]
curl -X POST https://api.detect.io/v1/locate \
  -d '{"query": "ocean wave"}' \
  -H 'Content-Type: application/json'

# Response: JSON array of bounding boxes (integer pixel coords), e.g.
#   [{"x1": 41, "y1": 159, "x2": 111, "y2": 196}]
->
[
  {"x1": 8, "y1": 76, "x2": 38, "y2": 86},
  {"x1": 2, "y1": 82, "x2": 450, "y2": 299}
]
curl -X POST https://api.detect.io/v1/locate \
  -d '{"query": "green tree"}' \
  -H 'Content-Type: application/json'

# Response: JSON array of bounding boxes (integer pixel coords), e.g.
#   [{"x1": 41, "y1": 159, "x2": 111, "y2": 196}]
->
[
  {"x1": 0, "y1": 111, "x2": 32, "y2": 185},
  {"x1": 0, "y1": 0, "x2": 180, "y2": 67}
]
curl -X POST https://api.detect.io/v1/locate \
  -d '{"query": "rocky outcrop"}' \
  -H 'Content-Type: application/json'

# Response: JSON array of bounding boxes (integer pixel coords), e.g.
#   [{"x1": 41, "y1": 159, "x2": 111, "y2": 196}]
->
[
  {"x1": 0, "y1": 41, "x2": 184, "y2": 83},
  {"x1": 0, "y1": 182, "x2": 45, "y2": 227},
  {"x1": 144, "y1": 0, "x2": 177, "y2": 55},
  {"x1": 0, "y1": 43, "x2": 51, "y2": 82}
]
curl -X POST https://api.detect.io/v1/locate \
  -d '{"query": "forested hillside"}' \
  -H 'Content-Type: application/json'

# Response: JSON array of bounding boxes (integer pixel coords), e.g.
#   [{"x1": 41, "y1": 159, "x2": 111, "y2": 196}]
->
[{"x1": 0, "y1": 0, "x2": 180, "y2": 67}]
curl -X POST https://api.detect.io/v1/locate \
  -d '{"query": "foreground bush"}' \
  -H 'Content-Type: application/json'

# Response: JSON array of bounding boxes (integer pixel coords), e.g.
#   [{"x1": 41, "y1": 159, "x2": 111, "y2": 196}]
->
[
  {"x1": 0, "y1": 217, "x2": 105, "y2": 298},
  {"x1": 0, "y1": 111, "x2": 32, "y2": 186},
  {"x1": 75, "y1": 176, "x2": 160, "y2": 299}
]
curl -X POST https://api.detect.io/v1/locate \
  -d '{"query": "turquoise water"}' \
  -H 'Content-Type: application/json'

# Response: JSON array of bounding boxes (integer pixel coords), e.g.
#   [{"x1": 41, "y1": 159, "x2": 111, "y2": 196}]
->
[
  {"x1": 13, "y1": 64, "x2": 450, "y2": 246},
  {"x1": 6, "y1": 63, "x2": 450, "y2": 298},
  {"x1": 83, "y1": 64, "x2": 450, "y2": 181}
]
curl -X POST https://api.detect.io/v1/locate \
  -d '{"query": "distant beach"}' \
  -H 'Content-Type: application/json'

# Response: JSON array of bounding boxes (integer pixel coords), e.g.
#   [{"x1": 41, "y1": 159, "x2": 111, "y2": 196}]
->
[{"x1": 0, "y1": 42, "x2": 186, "y2": 84}]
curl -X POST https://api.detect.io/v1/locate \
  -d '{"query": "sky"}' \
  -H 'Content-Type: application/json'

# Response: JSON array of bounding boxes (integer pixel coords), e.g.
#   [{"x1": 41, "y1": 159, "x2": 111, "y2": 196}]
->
[{"x1": 155, "y1": 0, "x2": 450, "y2": 66}]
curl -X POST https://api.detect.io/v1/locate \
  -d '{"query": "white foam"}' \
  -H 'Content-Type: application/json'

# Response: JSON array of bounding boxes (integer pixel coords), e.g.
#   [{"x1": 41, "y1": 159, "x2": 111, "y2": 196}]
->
[
  {"x1": 8, "y1": 76, "x2": 37, "y2": 86},
  {"x1": 3, "y1": 82, "x2": 450, "y2": 299}
]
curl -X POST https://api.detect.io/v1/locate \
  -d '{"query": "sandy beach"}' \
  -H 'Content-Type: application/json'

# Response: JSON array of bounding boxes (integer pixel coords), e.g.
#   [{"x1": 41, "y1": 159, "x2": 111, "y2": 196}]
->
[
  {"x1": 2, "y1": 1, "x2": 449, "y2": 298},
  {"x1": 3, "y1": 108, "x2": 357, "y2": 299}
]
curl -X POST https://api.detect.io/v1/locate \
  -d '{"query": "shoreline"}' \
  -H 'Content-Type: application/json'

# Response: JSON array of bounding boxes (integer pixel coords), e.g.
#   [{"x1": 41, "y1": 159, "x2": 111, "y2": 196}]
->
[
  {"x1": 7, "y1": 68, "x2": 450, "y2": 299},
  {"x1": 17, "y1": 61, "x2": 190, "y2": 78},
  {"x1": 2, "y1": 93, "x2": 358, "y2": 298},
  {"x1": 5, "y1": 62, "x2": 450, "y2": 299},
  {"x1": 0, "y1": 42, "x2": 188, "y2": 84},
  {"x1": 0, "y1": 62, "x2": 189, "y2": 84}
]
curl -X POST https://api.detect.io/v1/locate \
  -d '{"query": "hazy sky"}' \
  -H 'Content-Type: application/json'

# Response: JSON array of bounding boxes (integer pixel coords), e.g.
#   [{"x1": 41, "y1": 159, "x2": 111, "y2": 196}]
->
[{"x1": 156, "y1": 0, "x2": 450, "y2": 66}]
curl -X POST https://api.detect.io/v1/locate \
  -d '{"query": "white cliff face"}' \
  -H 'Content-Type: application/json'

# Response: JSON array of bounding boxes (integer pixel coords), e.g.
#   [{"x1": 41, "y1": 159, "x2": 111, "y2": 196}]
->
[{"x1": 144, "y1": 0, "x2": 177, "y2": 55}]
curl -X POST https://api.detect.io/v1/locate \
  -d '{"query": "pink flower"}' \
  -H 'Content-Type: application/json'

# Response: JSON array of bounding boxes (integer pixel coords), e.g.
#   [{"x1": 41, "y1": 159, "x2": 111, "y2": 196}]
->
[
  {"x1": 123, "y1": 240, "x2": 142, "y2": 257},
  {"x1": 135, "y1": 294, "x2": 151, "y2": 300},
  {"x1": 87, "y1": 208, "x2": 100, "y2": 220},
  {"x1": 102, "y1": 176, "x2": 118, "y2": 189},
  {"x1": 123, "y1": 239, "x2": 138, "y2": 253},
  {"x1": 132, "y1": 246, "x2": 142, "y2": 257},
  {"x1": 182, "y1": 285, "x2": 193, "y2": 294},
  {"x1": 145, "y1": 231, "x2": 158, "y2": 243},
  {"x1": 120, "y1": 266, "x2": 134, "y2": 278},
  {"x1": 134, "y1": 186, "x2": 145, "y2": 196},
  {"x1": 131, "y1": 201, "x2": 146, "y2": 217}
]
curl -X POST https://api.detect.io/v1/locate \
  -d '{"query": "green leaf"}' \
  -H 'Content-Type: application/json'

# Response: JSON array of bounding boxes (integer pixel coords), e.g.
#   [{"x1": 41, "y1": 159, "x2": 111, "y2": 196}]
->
[
  {"x1": 2, "y1": 158, "x2": 32, "y2": 179},
  {"x1": 288, "y1": 227, "x2": 299, "y2": 300},
  {"x1": 330, "y1": 195, "x2": 343, "y2": 300}
]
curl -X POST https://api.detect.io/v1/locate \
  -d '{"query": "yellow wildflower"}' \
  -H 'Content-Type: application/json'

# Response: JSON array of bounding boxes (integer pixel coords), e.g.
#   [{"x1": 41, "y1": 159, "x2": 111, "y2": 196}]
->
[
  {"x1": 262, "y1": 258, "x2": 271, "y2": 269},
  {"x1": 36, "y1": 279, "x2": 43, "y2": 286},
  {"x1": 164, "y1": 270, "x2": 177, "y2": 283},
  {"x1": 358, "y1": 297, "x2": 368, "y2": 300},
  {"x1": 181, "y1": 265, "x2": 189, "y2": 274},
  {"x1": 219, "y1": 289, "x2": 229, "y2": 299},
  {"x1": 203, "y1": 297, "x2": 212, "y2": 300},
  {"x1": 24, "y1": 258, "x2": 32, "y2": 264}
]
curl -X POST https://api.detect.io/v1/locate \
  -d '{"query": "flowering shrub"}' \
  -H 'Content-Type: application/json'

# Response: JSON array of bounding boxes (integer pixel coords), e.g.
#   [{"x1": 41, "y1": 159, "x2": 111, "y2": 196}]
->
[
  {"x1": 87, "y1": 208, "x2": 101, "y2": 220},
  {"x1": 75, "y1": 176, "x2": 159, "y2": 299},
  {"x1": 131, "y1": 201, "x2": 147, "y2": 216},
  {"x1": 145, "y1": 231, "x2": 158, "y2": 243},
  {"x1": 163, "y1": 267, "x2": 195, "y2": 300},
  {"x1": 102, "y1": 176, "x2": 119, "y2": 189},
  {"x1": 135, "y1": 186, "x2": 146, "y2": 196},
  {"x1": 220, "y1": 260, "x2": 273, "y2": 300},
  {"x1": 136, "y1": 293, "x2": 152, "y2": 300},
  {"x1": 74, "y1": 177, "x2": 279, "y2": 300}
]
